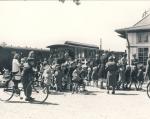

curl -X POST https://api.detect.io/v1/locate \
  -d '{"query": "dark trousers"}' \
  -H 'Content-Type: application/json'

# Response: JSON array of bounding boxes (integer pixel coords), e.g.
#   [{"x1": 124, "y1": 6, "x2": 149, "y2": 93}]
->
[
  {"x1": 13, "y1": 80, "x2": 21, "y2": 89},
  {"x1": 22, "y1": 79, "x2": 32, "y2": 98}
]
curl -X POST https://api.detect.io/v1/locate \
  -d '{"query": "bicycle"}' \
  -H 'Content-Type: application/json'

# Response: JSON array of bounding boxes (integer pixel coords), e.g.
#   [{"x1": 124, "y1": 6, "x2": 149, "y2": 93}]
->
[
  {"x1": 147, "y1": 81, "x2": 150, "y2": 98},
  {"x1": 72, "y1": 79, "x2": 86, "y2": 94},
  {"x1": 0, "y1": 72, "x2": 49, "y2": 104}
]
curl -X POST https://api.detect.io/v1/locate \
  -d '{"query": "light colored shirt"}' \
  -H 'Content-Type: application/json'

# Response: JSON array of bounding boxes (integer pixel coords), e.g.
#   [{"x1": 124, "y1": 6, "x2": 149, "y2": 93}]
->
[
  {"x1": 12, "y1": 59, "x2": 20, "y2": 73},
  {"x1": 12, "y1": 59, "x2": 21, "y2": 80}
]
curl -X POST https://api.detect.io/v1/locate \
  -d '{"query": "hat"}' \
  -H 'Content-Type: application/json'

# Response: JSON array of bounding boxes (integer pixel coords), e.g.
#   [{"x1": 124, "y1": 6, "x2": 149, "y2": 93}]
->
[
  {"x1": 82, "y1": 64, "x2": 87, "y2": 68},
  {"x1": 21, "y1": 58, "x2": 25, "y2": 62},
  {"x1": 43, "y1": 61, "x2": 48, "y2": 65},
  {"x1": 87, "y1": 67, "x2": 91, "y2": 71},
  {"x1": 108, "y1": 56, "x2": 114, "y2": 60},
  {"x1": 96, "y1": 54, "x2": 99, "y2": 57},
  {"x1": 27, "y1": 57, "x2": 35, "y2": 61},
  {"x1": 93, "y1": 66, "x2": 97, "y2": 71},
  {"x1": 108, "y1": 56, "x2": 113, "y2": 61},
  {"x1": 14, "y1": 53, "x2": 20, "y2": 59},
  {"x1": 102, "y1": 53, "x2": 105, "y2": 56}
]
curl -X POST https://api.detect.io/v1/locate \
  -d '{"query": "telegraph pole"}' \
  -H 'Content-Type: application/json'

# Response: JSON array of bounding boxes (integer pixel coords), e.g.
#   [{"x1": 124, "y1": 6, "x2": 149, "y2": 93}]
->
[{"x1": 99, "y1": 38, "x2": 102, "y2": 50}]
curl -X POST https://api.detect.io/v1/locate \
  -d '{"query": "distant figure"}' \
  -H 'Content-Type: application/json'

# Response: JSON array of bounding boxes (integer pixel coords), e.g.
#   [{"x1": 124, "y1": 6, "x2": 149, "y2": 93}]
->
[
  {"x1": 129, "y1": 66, "x2": 138, "y2": 90},
  {"x1": 124, "y1": 65, "x2": 131, "y2": 89},
  {"x1": 72, "y1": 64, "x2": 81, "y2": 94},
  {"x1": 120, "y1": 53, "x2": 127, "y2": 69},
  {"x1": 98, "y1": 51, "x2": 109, "y2": 89},
  {"x1": 86, "y1": 65, "x2": 92, "y2": 86},
  {"x1": 131, "y1": 54, "x2": 138, "y2": 66},
  {"x1": 54, "y1": 65, "x2": 63, "y2": 92},
  {"x1": 137, "y1": 65, "x2": 144, "y2": 90},
  {"x1": 28, "y1": 51, "x2": 35, "y2": 59},
  {"x1": 91, "y1": 67, "x2": 98, "y2": 87}
]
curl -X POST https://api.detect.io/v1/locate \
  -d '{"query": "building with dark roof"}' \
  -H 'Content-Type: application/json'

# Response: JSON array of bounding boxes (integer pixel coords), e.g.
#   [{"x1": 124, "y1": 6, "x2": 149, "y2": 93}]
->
[{"x1": 115, "y1": 14, "x2": 150, "y2": 65}]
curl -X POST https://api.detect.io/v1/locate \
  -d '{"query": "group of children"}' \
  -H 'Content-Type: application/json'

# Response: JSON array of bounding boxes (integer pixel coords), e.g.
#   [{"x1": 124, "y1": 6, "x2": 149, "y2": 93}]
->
[
  {"x1": 41, "y1": 57, "x2": 146, "y2": 93},
  {"x1": 41, "y1": 59, "x2": 100, "y2": 93},
  {"x1": 117, "y1": 64, "x2": 145, "y2": 91}
]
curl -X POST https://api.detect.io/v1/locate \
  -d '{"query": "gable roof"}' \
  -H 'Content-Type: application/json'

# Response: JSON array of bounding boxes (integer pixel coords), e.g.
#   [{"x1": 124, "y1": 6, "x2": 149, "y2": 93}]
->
[
  {"x1": 115, "y1": 14, "x2": 150, "y2": 38},
  {"x1": 133, "y1": 14, "x2": 150, "y2": 27}
]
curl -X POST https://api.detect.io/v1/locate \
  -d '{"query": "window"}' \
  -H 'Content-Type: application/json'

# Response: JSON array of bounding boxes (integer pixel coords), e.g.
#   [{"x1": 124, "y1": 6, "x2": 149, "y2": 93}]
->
[
  {"x1": 137, "y1": 32, "x2": 149, "y2": 43},
  {"x1": 138, "y1": 48, "x2": 148, "y2": 65}
]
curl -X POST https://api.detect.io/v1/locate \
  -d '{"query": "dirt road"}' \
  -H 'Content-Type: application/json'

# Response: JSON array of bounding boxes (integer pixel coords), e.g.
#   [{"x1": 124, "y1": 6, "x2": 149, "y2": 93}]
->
[{"x1": 0, "y1": 86, "x2": 150, "y2": 119}]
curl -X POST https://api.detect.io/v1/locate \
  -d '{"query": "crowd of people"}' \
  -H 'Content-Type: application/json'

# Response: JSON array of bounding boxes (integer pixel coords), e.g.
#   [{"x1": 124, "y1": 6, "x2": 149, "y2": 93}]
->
[{"x1": 1, "y1": 50, "x2": 149, "y2": 99}]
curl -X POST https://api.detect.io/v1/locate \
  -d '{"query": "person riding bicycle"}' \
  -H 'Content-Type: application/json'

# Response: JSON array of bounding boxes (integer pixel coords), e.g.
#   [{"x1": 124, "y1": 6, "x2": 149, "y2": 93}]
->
[
  {"x1": 12, "y1": 53, "x2": 21, "y2": 94},
  {"x1": 21, "y1": 52, "x2": 35, "y2": 101}
]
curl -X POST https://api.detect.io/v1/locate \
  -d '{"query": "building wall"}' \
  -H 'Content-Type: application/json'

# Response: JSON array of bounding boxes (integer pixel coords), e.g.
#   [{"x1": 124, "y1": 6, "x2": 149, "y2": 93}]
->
[{"x1": 127, "y1": 32, "x2": 150, "y2": 65}]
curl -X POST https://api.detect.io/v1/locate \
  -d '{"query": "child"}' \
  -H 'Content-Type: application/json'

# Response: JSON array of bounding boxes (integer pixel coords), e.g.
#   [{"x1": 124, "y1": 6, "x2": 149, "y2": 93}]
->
[
  {"x1": 87, "y1": 67, "x2": 92, "y2": 86},
  {"x1": 42, "y1": 65, "x2": 53, "y2": 90},
  {"x1": 129, "y1": 66, "x2": 138, "y2": 90},
  {"x1": 54, "y1": 65, "x2": 63, "y2": 92},
  {"x1": 137, "y1": 65, "x2": 144, "y2": 90},
  {"x1": 91, "y1": 67, "x2": 98, "y2": 87},
  {"x1": 72, "y1": 64, "x2": 81, "y2": 93},
  {"x1": 79, "y1": 65, "x2": 87, "y2": 91},
  {"x1": 124, "y1": 65, "x2": 131, "y2": 89},
  {"x1": 3, "y1": 69, "x2": 11, "y2": 88}
]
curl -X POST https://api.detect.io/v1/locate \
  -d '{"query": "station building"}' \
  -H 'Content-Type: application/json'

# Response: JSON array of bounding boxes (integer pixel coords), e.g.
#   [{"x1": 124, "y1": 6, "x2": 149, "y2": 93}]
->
[{"x1": 116, "y1": 14, "x2": 150, "y2": 65}]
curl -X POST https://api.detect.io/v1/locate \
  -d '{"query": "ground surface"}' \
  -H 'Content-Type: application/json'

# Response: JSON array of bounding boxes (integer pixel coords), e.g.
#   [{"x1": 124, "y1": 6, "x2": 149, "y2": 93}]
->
[{"x1": 0, "y1": 84, "x2": 150, "y2": 119}]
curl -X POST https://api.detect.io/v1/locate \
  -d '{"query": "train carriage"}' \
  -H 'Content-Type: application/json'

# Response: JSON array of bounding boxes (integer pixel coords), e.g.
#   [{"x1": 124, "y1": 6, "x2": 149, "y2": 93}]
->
[
  {"x1": 0, "y1": 45, "x2": 49, "y2": 71},
  {"x1": 47, "y1": 41, "x2": 100, "y2": 63}
]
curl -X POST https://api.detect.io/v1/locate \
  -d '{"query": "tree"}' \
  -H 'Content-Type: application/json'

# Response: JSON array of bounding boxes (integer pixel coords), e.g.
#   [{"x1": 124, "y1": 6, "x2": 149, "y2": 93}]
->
[
  {"x1": 59, "y1": 0, "x2": 81, "y2": 5},
  {"x1": 0, "y1": 42, "x2": 7, "y2": 47}
]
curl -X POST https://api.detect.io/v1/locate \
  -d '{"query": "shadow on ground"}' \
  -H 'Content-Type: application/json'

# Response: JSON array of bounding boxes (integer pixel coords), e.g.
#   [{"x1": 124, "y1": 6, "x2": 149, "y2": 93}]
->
[
  {"x1": 114, "y1": 93, "x2": 139, "y2": 96},
  {"x1": 80, "y1": 90, "x2": 104, "y2": 95},
  {"x1": 4, "y1": 100, "x2": 59, "y2": 105},
  {"x1": 49, "y1": 91, "x2": 65, "y2": 95}
]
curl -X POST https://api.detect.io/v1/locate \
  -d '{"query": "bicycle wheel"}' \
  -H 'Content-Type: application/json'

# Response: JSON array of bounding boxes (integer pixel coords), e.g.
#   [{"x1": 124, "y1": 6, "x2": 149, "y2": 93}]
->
[
  {"x1": 147, "y1": 82, "x2": 150, "y2": 98},
  {"x1": 0, "y1": 80, "x2": 14, "y2": 101},
  {"x1": 26, "y1": 80, "x2": 49, "y2": 104}
]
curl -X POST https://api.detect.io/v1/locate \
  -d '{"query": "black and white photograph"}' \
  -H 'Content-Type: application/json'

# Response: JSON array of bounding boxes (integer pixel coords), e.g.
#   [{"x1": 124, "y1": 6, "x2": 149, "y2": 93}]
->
[{"x1": 0, "y1": 0, "x2": 150, "y2": 119}]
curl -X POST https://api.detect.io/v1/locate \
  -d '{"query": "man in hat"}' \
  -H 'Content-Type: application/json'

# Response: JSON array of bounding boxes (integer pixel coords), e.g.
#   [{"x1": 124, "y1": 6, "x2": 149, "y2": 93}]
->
[{"x1": 21, "y1": 56, "x2": 35, "y2": 101}]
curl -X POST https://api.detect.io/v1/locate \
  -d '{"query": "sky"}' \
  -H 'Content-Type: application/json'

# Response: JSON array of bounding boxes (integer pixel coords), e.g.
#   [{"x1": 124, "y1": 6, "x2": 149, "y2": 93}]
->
[{"x1": 0, "y1": 1, "x2": 150, "y2": 51}]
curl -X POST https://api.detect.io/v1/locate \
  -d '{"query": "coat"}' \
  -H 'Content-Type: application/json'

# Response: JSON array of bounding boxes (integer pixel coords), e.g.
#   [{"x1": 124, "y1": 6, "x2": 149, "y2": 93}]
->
[{"x1": 106, "y1": 61, "x2": 118, "y2": 87}]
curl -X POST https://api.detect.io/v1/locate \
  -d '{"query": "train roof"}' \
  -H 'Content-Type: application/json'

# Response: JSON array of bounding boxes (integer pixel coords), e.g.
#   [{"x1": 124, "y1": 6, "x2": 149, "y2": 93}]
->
[
  {"x1": 47, "y1": 44, "x2": 99, "y2": 50},
  {"x1": 47, "y1": 41, "x2": 99, "y2": 49},
  {"x1": 0, "y1": 45, "x2": 49, "y2": 52},
  {"x1": 65, "y1": 41, "x2": 99, "y2": 49}
]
